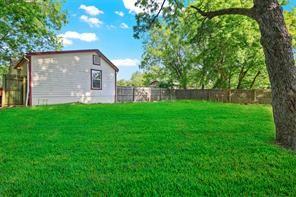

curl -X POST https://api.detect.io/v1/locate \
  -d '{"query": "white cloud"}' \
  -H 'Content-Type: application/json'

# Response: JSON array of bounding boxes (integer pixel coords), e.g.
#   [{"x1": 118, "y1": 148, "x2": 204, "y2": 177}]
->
[
  {"x1": 122, "y1": 0, "x2": 142, "y2": 14},
  {"x1": 59, "y1": 31, "x2": 98, "y2": 46},
  {"x1": 80, "y1": 15, "x2": 103, "y2": 27},
  {"x1": 79, "y1": 4, "x2": 104, "y2": 16},
  {"x1": 122, "y1": 0, "x2": 169, "y2": 14},
  {"x1": 106, "y1": 25, "x2": 117, "y2": 30},
  {"x1": 120, "y1": 23, "x2": 129, "y2": 29},
  {"x1": 111, "y1": 58, "x2": 140, "y2": 67},
  {"x1": 61, "y1": 38, "x2": 73, "y2": 46},
  {"x1": 115, "y1": 11, "x2": 125, "y2": 17}
]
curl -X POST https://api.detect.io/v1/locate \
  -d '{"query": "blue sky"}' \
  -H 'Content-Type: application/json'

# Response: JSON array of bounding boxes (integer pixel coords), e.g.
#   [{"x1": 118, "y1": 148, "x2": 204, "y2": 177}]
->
[
  {"x1": 286, "y1": 0, "x2": 296, "y2": 10},
  {"x1": 60, "y1": 0, "x2": 295, "y2": 80},
  {"x1": 60, "y1": 0, "x2": 143, "y2": 80}
]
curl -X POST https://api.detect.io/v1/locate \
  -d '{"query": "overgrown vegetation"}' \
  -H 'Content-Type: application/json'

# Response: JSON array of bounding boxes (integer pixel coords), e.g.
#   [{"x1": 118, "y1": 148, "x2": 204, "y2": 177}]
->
[{"x1": 1, "y1": 101, "x2": 296, "y2": 195}]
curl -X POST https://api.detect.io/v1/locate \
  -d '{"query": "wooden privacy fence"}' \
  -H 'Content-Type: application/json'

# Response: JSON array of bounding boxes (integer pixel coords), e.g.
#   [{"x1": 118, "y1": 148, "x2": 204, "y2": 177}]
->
[
  {"x1": 117, "y1": 86, "x2": 173, "y2": 102},
  {"x1": 117, "y1": 86, "x2": 272, "y2": 104},
  {"x1": 2, "y1": 74, "x2": 27, "y2": 106},
  {"x1": 174, "y1": 89, "x2": 272, "y2": 104}
]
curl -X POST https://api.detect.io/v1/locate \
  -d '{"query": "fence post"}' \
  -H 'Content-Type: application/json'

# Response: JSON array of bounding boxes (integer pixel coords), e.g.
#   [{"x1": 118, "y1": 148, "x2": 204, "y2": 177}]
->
[
  {"x1": 132, "y1": 87, "x2": 135, "y2": 102},
  {"x1": 159, "y1": 88, "x2": 162, "y2": 101},
  {"x1": 253, "y1": 89, "x2": 257, "y2": 103},
  {"x1": 2, "y1": 75, "x2": 5, "y2": 107},
  {"x1": 228, "y1": 89, "x2": 232, "y2": 103},
  {"x1": 22, "y1": 76, "x2": 26, "y2": 105}
]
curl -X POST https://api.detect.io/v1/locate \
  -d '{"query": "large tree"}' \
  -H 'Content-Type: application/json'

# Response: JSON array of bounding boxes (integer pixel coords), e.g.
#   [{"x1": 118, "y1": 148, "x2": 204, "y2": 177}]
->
[
  {"x1": 141, "y1": 22, "x2": 199, "y2": 89},
  {"x1": 0, "y1": 0, "x2": 67, "y2": 66},
  {"x1": 142, "y1": 11, "x2": 270, "y2": 90},
  {"x1": 183, "y1": 6, "x2": 270, "y2": 89},
  {"x1": 134, "y1": 0, "x2": 296, "y2": 150}
]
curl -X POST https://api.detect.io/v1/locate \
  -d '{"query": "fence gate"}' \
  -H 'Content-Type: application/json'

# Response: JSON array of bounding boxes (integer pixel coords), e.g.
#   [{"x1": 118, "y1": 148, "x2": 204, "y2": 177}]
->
[{"x1": 3, "y1": 74, "x2": 26, "y2": 106}]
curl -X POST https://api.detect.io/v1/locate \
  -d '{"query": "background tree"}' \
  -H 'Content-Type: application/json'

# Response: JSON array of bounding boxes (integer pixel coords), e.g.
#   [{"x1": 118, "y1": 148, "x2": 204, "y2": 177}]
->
[
  {"x1": 140, "y1": 1, "x2": 272, "y2": 90},
  {"x1": 130, "y1": 71, "x2": 146, "y2": 86},
  {"x1": 0, "y1": 0, "x2": 67, "y2": 67},
  {"x1": 117, "y1": 79, "x2": 131, "y2": 86},
  {"x1": 284, "y1": 8, "x2": 296, "y2": 47},
  {"x1": 141, "y1": 22, "x2": 198, "y2": 89},
  {"x1": 134, "y1": 0, "x2": 296, "y2": 150},
  {"x1": 117, "y1": 71, "x2": 146, "y2": 87},
  {"x1": 143, "y1": 66, "x2": 176, "y2": 88},
  {"x1": 190, "y1": 13, "x2": 270, "y2": 89}
]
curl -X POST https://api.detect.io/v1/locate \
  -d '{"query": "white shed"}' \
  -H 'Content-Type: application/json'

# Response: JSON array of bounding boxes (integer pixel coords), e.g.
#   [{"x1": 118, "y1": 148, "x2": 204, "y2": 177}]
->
[{"x1": 2, "y1": 49, "x2": 119, "y2": 106}]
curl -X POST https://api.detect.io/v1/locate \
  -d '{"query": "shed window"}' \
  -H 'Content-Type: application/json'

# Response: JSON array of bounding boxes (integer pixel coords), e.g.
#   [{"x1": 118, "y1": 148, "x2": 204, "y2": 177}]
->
[
  {"x1": 93, "y1": 55, "x2": 101, "y2": 65},
  {"x1": 91, "y1": 69, "x2": 102, "y2": 90}
]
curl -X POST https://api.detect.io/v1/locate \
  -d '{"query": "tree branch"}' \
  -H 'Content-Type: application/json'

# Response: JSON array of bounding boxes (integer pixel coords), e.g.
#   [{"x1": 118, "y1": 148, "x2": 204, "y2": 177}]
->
[
  {"x1": 250, "y1": 70, "x2": 261, "y2": 89},
  {"x1": 190, "y1": 5, "x2": 255, "y2": 19},
  {"x1": 150, "y1": 0, "x2": 167, "y2": 27}
]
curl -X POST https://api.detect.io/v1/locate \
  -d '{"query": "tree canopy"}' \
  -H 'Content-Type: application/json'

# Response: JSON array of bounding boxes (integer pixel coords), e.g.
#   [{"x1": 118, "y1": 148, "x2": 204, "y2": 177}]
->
[
  {"x1": 117, "y1": 71, "x2": 146, "y2": 87},
  {"x1": 138, "y1": 0, "x2": 295, "y2": 89},
  {"x1": 0, "y1": 0, "x2": 67, "y2": 67}
]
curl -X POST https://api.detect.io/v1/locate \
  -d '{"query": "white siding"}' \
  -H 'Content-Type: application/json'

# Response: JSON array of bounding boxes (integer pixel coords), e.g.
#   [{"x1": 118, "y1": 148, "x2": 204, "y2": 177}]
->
[{"x1": 31, "y1": 52, "x2": 116, "y2": 105}]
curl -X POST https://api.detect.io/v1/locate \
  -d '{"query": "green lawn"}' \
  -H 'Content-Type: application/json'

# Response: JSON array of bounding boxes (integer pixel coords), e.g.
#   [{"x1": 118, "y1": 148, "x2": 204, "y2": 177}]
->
[{"x1": 0, "y1": 101, "x2": 296, "y2": 195}]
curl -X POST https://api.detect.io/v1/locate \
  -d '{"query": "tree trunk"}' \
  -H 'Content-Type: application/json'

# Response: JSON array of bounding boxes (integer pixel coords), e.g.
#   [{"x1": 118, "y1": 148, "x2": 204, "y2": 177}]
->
[
  {"x1": 237, "y1": 66, "x2": 245, "y2": 89},
  {"x1": 237, "y1": 65, "x2": 252, "y2": 89},
  {"x1": 254, "y1": 0, "x2": 296, "y2": 149},
  {"x1": 201, "y1": 84, "x2": 205, "y2": 90},
  {"x1": 180, "y1": 80, "x2": 187, "y2": 89},
  {"x1": 249, "y1": 71, "x2": 261, "y2": 89},
  {"x1": 228, "y1": 73, "x2": 232, "y2": 89}
]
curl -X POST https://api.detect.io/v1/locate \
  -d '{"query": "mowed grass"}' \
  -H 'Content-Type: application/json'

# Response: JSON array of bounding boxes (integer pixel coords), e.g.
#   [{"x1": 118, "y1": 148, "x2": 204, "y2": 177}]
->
[{"x1": 0, "y1": 101, "x2": 296, "y2": 195}]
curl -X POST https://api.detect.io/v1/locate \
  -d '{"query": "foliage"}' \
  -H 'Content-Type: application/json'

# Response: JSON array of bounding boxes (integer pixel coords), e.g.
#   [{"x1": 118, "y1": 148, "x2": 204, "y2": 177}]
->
[
  {"x1": 189, "y1": 14, "x2": 269, "y2": 89},
  {"x1": 0, "y1": 66, "x2": 8, "y2": 87},
  {"x1": 142, "y1": 66, "x2": 175, "y2": 88},
  {"x1": 129, "y1": 71, "x2": 146, "y2": 86},
  {"x1": 141, "y1": 22, "x2": 199, "y2": 89},
  {"x1": 117, "y1": 79, "x2": 131, "y2": 86},
  {"x1": 117, "y1": 71, "x2": 146, "y2": 87},
  {"x1": 0, "y1": 0, "x2": 67, "y2": 66},
  {"x1": 134, "y1": 0, "x2": 290, "y2": 38},
  {"x1": 136, "y1": 0, "x2": 295, "y2": 89},
  {"x1": 284, "y1": 8, "x2": 296, "y2": 48},
  {"x1": 1, "y1": 101, "x2": 296, "y2": 195}
]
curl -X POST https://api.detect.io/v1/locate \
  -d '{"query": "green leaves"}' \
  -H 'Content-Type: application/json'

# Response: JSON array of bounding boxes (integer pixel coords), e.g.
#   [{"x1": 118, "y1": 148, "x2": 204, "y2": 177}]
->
[
  {"x1": 284, "y1": 8, "x2": 296, "y2": 48},
  {"x1": 143, "y1": 11, "x2": 265, "y2": 89},
  {"x1": 135, "y1": 0, "x2": 295, "y2": 89},
  {"x1": 141, "y1": 20, "x2": 198, "y2": 89},
  {"x1": 0, "y1": 0, "x2": 67, "y2": 65}
]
